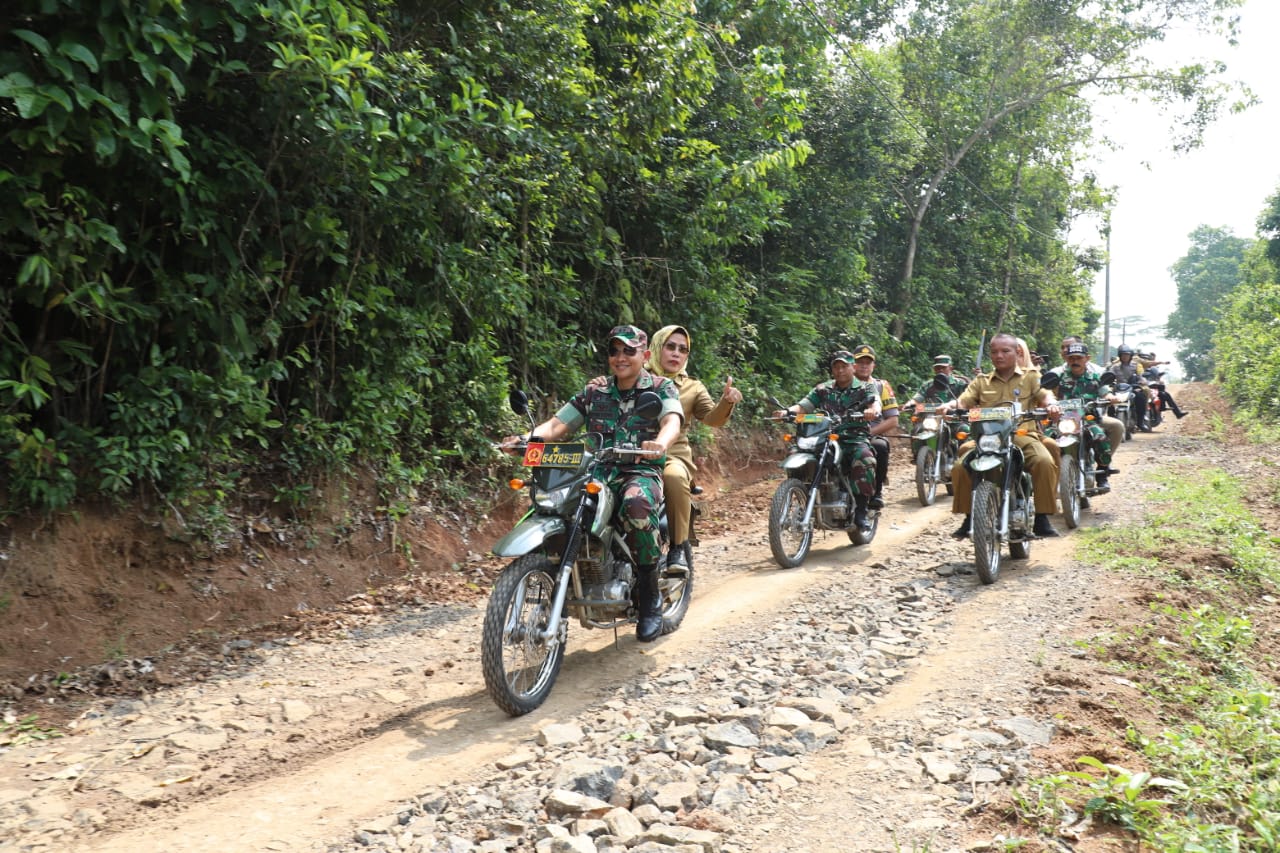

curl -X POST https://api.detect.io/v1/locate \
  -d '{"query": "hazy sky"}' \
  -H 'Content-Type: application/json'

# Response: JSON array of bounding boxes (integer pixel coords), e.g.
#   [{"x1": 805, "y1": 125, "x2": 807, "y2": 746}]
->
[{"x1": 1076, "y1": 0, "x2": 1280, "y2": 370}]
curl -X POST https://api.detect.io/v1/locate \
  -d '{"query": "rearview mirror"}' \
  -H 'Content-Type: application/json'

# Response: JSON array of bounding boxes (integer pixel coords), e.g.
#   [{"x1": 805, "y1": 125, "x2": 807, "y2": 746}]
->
[
  {"x1": 634, "y1": 390, "x2": 663, "y2": 421},
  {"x1": 508, "y1": 389, "x2": 530, "y2": 416}
]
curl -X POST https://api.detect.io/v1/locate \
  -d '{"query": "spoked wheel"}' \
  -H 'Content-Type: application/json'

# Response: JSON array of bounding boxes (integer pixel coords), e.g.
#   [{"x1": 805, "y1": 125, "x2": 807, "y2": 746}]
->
[
  {"x1": 1008, "y1": 479, "x2": 1034, "y2": 560},
  {"x1": 1059, "y1": 455, "x2": 1081, "y2": 529},
  {"x1": 971, "y1": 480, "x2": 1002, "y2": 585},
  {"x1": 481, "y1": 554, "x2": 566, "y2": 716},
  {"x1": 768, "y1": 478, "x2": 813, "y2": 568},
  {"x1": 943, "y1": 445, "x2": 956, "y2": 495},
  {"x1": 915, "y1": 446, "x2": 938, "y2": 506},
  {"x1": 848, "y1": 510, "x2": 879, "y2": 545},
  {"x1": 659, "y1": 543, "x2": 693, "y2": 634}
]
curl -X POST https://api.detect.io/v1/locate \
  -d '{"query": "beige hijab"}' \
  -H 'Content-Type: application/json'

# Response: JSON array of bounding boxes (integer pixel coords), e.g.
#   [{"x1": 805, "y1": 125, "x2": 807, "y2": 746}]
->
[{"x1": 646, "y1": 325, "x2": 691, "y2": 380}]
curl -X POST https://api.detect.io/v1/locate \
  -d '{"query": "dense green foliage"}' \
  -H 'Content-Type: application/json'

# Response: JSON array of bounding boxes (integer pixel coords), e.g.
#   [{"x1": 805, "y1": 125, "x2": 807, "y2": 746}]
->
[
  {"x1": 1166, "y1": 226, "x2": 1250, "y2": 381},
  {"x1": 0, "y1": 0, "x2": 1241, "y2": 525}
]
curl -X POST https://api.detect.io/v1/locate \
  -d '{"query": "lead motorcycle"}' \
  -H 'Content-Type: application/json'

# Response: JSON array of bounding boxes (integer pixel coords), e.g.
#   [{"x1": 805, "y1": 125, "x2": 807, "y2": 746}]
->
[
  {"x1": 765, "y1": 391, "x2": 879, "y2": 569},
  {"x1": 1039, "y1": 371, "x2": 1116, "y2": 529},
  {"x1": 955, "y1": 400, "x2": 1048, "y2": 584},
  {"x1": 482, "y1": 390, "x2": 693, "y2": 716}
]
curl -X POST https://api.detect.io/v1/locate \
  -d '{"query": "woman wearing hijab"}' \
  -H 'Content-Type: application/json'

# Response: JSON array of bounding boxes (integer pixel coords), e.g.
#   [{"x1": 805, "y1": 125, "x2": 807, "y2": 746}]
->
[{"x1": 645, "y1": 325, "x2": 742, "y2": 570}]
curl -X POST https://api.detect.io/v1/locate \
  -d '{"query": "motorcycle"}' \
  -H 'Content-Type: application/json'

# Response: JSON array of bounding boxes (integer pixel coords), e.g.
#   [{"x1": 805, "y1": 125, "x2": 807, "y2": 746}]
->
[
  {"x1": 908, "y1": 376, "x2": 962, "y2": 506},
  {"x1": 766, "y1": 394, "x2": 879, "y2": 568},
  {"x1": 482, "y1": 390, "x2": 693, "y2": 716},
  {"x1": 1107, "y1": 382, "x2": 1139, "y2": 440},
  {"x1": 1039, "y1": 371, "x2": 1115, "y2": 530},
  {"x1": 955, "y1": 402, "x2": 1048, "y2": 584},
  {"x1": 1144, "y1": 367, "x2": 1166, "y2": 429}
]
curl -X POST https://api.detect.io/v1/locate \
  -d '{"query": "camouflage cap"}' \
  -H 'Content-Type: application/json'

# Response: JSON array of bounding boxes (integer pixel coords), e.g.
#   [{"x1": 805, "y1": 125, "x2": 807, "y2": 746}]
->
[
  {"x1": 932, "y1": 354, "x2": 952, "y2": 367},
  {"x1": 830, "y1": 350, "x2": 856, "y2": 364},
  {"x1": 607, "y1": 325, "x2": 648, "y2": 348}
]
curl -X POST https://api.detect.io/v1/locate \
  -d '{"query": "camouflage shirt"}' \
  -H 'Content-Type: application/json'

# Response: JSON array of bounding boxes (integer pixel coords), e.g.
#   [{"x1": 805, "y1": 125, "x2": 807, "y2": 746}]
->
[
  {"x1": 1056, "y1": 369, "x2": 1106, "y2": 403},
  {"x1": 555, "y1": 371, "x2": 683, "y2": 474},
  {"x1": 796, "y1": 379, "x2": 876, "y2": 437},
  {"x1": 912, "y1": 374, "x2": 970, "y2": 405}
]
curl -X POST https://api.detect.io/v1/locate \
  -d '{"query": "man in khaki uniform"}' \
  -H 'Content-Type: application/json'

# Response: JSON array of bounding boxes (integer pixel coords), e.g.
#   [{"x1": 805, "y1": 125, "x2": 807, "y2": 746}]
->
[{"x1": 937, "y1": 333, "x2": 1061, "y2": 539}]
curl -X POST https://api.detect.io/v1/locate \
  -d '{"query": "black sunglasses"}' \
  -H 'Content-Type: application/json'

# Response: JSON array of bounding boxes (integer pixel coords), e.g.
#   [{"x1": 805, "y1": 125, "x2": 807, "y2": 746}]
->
[{"x1": 608, "y1": 344, "x2": 640, "y2": 358}]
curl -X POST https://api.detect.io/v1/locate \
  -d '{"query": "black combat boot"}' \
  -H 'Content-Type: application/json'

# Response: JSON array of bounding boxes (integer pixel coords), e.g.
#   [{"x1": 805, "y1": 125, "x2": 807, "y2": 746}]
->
[
  {"x1": 1094, "y1": 472, "x2": 1110, "y2": 494},
  {"x1": 1033, "y1": 513, "x2": 1060, "y2": 537},
  {"x1": 633, "y1": 566, "x2": 664, "y2": 643},
  {"x1": 854, "y1": 495, "x2": 870, "y2": 532},
  {"x1": 667, "y1": 541, "x2": 689, "y2": 572},
  {"x1": 952, "y1": 515, "x2": 971, "y2": 539}
]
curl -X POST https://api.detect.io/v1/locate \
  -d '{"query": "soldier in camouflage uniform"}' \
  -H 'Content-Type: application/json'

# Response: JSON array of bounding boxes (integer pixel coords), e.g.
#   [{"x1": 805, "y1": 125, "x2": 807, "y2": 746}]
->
[
  {"x1": 906, "y1": 354, "x2": 970, "y2": 407},
  {"x1": 522, "y1": 325, "x2": 683, "y2": 642},
  {"x1": 1055, "y1": 343, "x2": 1117, "y2": 492},
  {"x1": 775, "y1": 350, "x2": 881, "y2": 531}
]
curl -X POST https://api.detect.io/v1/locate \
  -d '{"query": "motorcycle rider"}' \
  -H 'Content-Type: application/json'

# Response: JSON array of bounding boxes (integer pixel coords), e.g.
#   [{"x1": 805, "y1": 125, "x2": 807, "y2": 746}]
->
[
  {"x1": 1051, "y1": 337, "x2": 1124, "y2": 453},
  {"x1": 1138, "y1": 353, "x2": 1188, "y2": 420},
  {"x1": 936, "y1": 332, "x2": 1062, "y2": 539},
  {"x1": 1107, "y1": 344, "x2": 1152, "y2": 431},
  {"x1": 642, "y1": 325, "x2": 742, "y2": 571},
  {"x1": 849, "y1": 345, "x2": 900, "y2": 510},
  {"x1": 1054, "y1": 336, "x2": 1104, "y2": 375},
  {"x1": 516, "y1": 325, "x2": 683, "y2": 642},
  {"x1": 905, "y1": 354, "x2": 970, "y2": 407},
  {"x1": 775, "y1": 350, "x2": 882, "y2": 532},
  {"x1": 1056, "y1": 343, "x2": 1118, "y2": 493}
]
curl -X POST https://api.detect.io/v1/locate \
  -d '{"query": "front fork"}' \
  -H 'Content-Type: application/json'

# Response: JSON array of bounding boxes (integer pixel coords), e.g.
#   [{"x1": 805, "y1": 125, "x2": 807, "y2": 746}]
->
[
  {"x1": 504, "y1": 498, "x2": 590, "y2": 644},
  {"x1": 800, "y1": 444, "x2": 834, "y2": 527}
]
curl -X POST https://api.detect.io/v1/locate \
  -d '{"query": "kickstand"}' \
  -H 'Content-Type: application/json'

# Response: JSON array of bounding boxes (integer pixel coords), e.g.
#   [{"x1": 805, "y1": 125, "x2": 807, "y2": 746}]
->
[{"x1": 613, "y1": 621, "x2": 621, "y2": 649}]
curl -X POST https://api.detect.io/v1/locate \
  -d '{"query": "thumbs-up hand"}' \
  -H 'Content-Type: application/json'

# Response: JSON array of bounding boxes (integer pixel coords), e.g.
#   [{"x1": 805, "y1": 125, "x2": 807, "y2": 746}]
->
[{"x1": 722, "y1": 376, "x2": 743, "y2": 404}]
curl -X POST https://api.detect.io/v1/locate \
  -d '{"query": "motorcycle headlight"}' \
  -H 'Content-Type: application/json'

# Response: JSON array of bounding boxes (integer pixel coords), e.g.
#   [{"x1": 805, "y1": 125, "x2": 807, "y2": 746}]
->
[
  {"x1": 534, "y1": 482, "x2": 577, "y2": 509},
  {"x1": 796, "y1": 435, "x2": 824, "y2": 452},
  {"x1": 977, "y1": 434, "x2": 1003, "y2": 453},
  {"x1": 1059, "y1": 419, "x2": 1079, "y2": 435},
  {"x1": 921, "y1": 416, "x2": 939, "y2": 431}
]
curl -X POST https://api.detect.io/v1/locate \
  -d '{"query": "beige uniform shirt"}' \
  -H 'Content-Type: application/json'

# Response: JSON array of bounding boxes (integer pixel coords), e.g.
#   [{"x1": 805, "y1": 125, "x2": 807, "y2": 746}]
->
[{"x1": 957, "y1": 366, "x2": 1051, "y2": 411}]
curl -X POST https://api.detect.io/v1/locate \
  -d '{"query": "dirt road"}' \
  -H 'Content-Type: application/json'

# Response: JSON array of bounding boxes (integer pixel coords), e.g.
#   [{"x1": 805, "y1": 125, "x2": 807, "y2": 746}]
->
[{"x1": 1, "y1": 403, "x2": 1200, "y2": 853}]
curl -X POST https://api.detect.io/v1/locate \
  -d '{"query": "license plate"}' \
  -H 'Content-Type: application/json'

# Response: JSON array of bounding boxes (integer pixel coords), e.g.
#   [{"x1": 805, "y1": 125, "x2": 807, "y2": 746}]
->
[
  {"x1": 795, "y1": 413, "x2": 827, "y2": 424},
  {"x1": 522, "y1": 442, "x2": 586, "y2": 468},
  {"x1": 1059, "y1": 399, "x2": 1084, "y2": 414},
  {"x1": 970, "y1": 407, "x2": 1013, "y2": 422}
]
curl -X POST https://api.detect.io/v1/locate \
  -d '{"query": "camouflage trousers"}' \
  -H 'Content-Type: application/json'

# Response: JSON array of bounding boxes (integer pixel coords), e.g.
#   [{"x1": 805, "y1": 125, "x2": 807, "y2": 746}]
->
[
  {"x1": 605, "y1": 469, "x2": 664, "y2": 566},
  {"x1": 1085, "y1": 422, "x2": 1112, "y2": 467},
  {"x1": 838, "y1": 439, "x2": 877, "y2": 498}
]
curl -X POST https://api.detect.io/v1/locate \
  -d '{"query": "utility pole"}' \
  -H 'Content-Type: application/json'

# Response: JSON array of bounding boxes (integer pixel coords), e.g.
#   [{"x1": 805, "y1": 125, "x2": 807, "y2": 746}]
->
[{"x1": 1102, "y1": 215, "x2": 1112, "y2": 363}]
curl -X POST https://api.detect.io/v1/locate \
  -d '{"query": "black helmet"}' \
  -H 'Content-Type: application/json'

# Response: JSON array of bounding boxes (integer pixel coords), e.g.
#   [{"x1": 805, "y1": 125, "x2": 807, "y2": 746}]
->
[{"x1": 1118, "y1": 344, "x2": 1135, "y2": 356}]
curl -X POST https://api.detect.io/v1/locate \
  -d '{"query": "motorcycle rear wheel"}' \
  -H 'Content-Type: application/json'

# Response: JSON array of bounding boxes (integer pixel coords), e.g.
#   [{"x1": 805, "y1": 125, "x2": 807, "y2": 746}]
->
[
  {"x1": 915, "y1": 446, "x2": 938, "y2": 506},
  {"x1": 971, "y1": 480, "x2": 1002, "y2": 585},
  {"x1": 768, "y1": 478, "x2": 813, "y2": 568},
  {"x1": 659, "y1": 543, "x2": 694, "y2": 634},
  {"x1": 481, "y1": 554, "x2": 566, "y2": 716},
  {"x1": 1059, "y1": 455, "x2": 1081, "y2": 529}
]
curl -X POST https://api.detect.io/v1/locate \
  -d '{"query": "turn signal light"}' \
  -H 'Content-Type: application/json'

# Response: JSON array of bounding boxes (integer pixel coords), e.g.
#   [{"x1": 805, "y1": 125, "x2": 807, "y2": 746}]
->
[
  {"x1": 508, "y1": 478, "x2": 526, "y2": 490},
  {"x1": 585, "y1": 481, "x2": 604, "y2": 495},
  {"x1": 956, "y1": 431, "x2": 968, "y2": 440},
  {"x1": 783, "y1": 433, "x2": 794, "y2": 442},
  {"x1": 828, "y1": 433, "x2": 839, "y2": 441},
  {"x1": 1016, "y1": 428, "x2": 1029, "y2": 436}
]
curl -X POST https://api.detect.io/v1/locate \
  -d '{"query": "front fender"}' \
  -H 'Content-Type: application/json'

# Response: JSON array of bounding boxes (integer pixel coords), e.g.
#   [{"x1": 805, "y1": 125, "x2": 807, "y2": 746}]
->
[
  {"x1": 781, "y1": 452, "x2": 816, "y2": 475},
  {"x1": 492, "y1": 515, "x2": 566, "y2": 558}
]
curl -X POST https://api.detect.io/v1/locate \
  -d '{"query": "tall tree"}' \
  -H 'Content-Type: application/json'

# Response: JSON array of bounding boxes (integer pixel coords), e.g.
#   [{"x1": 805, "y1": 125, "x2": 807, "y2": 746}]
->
[
  {"x1": 1167, "y1": 225, "x2": 1249, "y2": 380},
  {"x1": 887, "y1": 0, "x2": 1242, "y2": 341}
]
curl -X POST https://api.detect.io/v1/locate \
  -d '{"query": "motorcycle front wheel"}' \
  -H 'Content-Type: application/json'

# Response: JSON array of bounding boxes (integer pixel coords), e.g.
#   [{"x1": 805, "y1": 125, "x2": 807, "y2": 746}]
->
[
  {"x1": 481, "y1": 554, "x2": 566, "y2": 716},
  {"x1": 768, "y1": 478, "x2": 814, "y2": 568},
  {"x1": 660, "y1": 543, "x2": 694, "y2": 634},
  {"x1": 915, "y1": 445, "x2": 938, "y2": 507},
  {"x1": 971, "y1": 480, "x2": 1002, "y2": 585},
  {"x1": 1059, "y1": 455, "x2": 1081, "y2": 529}
]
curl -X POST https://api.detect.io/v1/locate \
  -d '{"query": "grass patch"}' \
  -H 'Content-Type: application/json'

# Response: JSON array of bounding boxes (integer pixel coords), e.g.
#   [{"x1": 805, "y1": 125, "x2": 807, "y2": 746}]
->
[
  {"x1": 0, "y1": 714, "x2": 63, "y2": 747},
  {"x1": 1014, "y1": 463, "x2": 1280, "y2": 850}
]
